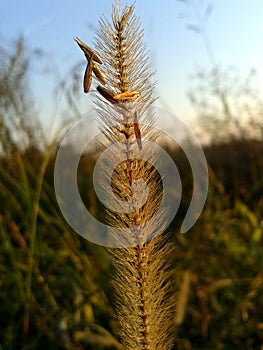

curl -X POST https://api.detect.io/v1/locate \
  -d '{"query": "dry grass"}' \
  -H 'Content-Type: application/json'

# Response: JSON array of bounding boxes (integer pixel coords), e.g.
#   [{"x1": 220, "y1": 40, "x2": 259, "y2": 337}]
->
[{"x1": 88, "y1": 2, "x2": 176, "y2": 349}]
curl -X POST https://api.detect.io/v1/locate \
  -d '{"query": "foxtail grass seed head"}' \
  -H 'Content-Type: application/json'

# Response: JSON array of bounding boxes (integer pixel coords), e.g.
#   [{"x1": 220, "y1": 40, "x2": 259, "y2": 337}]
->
[
  {"x1": 91, "y1": 3, "x2": 175, "y2": 349},
  {"x1": 56, "y1": 0, "x2": 208, "y2": 247},
  {"x1": 55, "y1": 3, "x2": 209, "y2": 348}
]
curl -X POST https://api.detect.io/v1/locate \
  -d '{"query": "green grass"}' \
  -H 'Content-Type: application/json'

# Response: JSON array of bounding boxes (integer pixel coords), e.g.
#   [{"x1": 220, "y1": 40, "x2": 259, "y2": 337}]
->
[{"x1": 0, "y1": 138, "x2": 262, "y2": 349}]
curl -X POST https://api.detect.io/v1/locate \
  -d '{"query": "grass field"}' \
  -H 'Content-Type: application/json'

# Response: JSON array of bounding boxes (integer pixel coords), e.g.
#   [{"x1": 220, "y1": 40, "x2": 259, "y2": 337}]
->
[
  {"x1": 1, "y1": 16, "x2": 263, "y2": 350},
  {"x1": 0, "y1": 136, "x2": 262, "y2": 349}
]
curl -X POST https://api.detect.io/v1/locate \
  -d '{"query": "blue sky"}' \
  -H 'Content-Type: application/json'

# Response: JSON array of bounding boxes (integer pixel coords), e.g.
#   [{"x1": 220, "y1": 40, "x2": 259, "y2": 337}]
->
[{"x1": 1, "y1": 0, "x2": 263, "y2": 134}]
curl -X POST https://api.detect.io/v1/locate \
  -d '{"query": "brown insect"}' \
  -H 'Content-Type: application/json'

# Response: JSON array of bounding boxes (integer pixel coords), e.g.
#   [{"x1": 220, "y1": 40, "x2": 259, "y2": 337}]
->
[
  {"x1": 133, "y1": 111, "x2": 142, "y2": 150},
  {"x1": 114, "y1": 90, "x2": 140, "y2": 102},
  {"x1": 74, "y1": 37, "x2": 103, "y2": 64}
]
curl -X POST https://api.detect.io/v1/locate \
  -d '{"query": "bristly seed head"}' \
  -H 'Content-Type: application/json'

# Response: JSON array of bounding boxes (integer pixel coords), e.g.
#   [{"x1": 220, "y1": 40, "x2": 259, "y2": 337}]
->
[{"x1": 86, "y1": 3, "x2": 175, "y2": 349}]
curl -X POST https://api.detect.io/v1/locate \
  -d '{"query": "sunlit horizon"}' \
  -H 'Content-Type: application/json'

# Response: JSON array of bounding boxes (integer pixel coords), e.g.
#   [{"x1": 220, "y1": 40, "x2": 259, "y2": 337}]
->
[{"x1": 1, "y1": 0, "x2": 263, "y2": 137}]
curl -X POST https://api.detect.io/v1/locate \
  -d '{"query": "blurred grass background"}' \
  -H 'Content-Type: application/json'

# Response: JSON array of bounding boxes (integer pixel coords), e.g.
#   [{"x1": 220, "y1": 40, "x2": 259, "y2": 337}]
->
[{"x1": 0, "y1": 36, "x2": 263, "y2": 350}]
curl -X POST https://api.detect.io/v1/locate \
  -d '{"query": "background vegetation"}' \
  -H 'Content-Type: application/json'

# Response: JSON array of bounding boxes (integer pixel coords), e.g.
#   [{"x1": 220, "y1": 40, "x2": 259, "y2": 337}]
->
[{"x1": 0, "y1": 35, "x2": 262, "y2": 350}]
